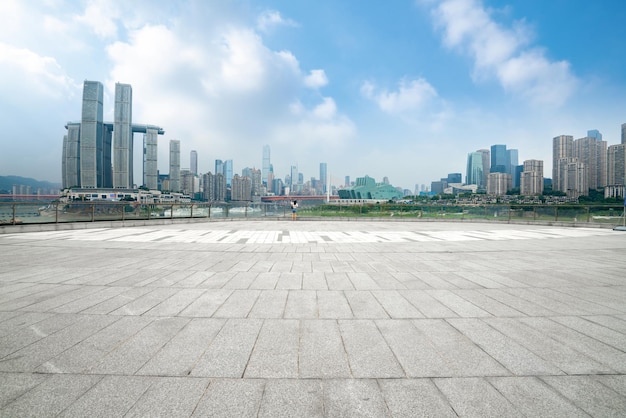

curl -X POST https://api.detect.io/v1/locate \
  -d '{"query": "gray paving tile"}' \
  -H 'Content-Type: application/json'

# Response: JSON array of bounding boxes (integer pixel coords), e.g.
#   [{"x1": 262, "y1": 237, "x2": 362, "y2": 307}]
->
[
  {"x1": 379, "y1": 379, "x2": 457, "y2": 417},
  {"x1": 344, "y1": 290, "x2": 389, "y2": 318},
  {"x1": 434, "y1": 377, "x2": 522, "y2": 417},
  {"x1": 323, "y1": 379, "x2": 391, "y2": 418},
  {"x1": 488, "y1": 376, "x2": 588, "y2": 417},
  {"x1": 299, "y1": 320, "x2": 351, "y2": 378},
  {"x1": 284, "y1": 290, "x2": 317, "y2": 318},
  {"x1": 179, "y1": 289, "x2": 233, "y2": 317},
  {"x1": 0, "y1": 374, "x2": 102, "y2": 418},
  {"x1": 244, "y1": 319, "x2": 299, "y2": 378},
  {"x1": 37, "y1": 316, "x2": 151, "y2": 374},
  {"x1": 371, "y1": 290, "x2": 424, "y2": 318},
  {"x1": 88, "y1": 317, "x2": 190, "y2": 375},
  {"x1": 192, "y1": 378, "x2": 265, "y2": 417},
  {"x1": 258, "y1": 379, "x2": 324, "y2": 418},
  {"x1": 192, "y1": 319, "x2": 262, "y2": 377},
  {"x1": 0, "y1": 372, "x2": 47, "y2": 409},
  {"x1": 339, "y1": 319, "x2": 404, "y2": 378},
  {"x1": 542, "y1": 375, "x2": 626, "y2": 417},
  {"x1": 411, "y1": 319, "x2": 509, "y2": 377},
  {"x1": 58, "y1": 375, "x2": 155, "y2": 418},
  {"x1": 125, "y1": 377, "x2": 210, "y2": 417},
  {"x1": 447, "y1": 318, "x2": 564, "y2": 376},
  {"x1": 137, "y1": 318, "x2": 224, "y2": 376}
]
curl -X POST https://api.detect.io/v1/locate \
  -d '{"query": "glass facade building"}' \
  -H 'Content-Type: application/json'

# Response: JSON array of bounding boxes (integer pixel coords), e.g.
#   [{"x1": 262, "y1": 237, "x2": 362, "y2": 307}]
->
[
  {"x1": 79, "y1": 81, "x2": 105, "y2": 188},
  {"x1": 113, "y1": 83, "x2": 133, "y2": 188}
]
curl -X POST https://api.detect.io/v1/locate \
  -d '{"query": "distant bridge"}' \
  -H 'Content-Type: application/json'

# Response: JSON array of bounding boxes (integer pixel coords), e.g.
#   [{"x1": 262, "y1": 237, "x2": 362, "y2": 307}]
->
[{"x1": 261, "y1": 195, "x2": 338, "y2": 203}]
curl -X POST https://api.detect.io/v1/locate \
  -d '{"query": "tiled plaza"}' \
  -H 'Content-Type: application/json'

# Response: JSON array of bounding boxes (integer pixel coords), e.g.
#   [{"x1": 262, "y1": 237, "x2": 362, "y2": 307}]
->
[{"x1": 1, "y1": 220, "x2": 625, "y2": 417}]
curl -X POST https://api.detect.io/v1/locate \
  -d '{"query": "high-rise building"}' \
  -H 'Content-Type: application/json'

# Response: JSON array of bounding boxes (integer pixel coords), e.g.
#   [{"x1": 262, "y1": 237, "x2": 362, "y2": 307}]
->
[
  {"x1": 169, "y1": 140, "x2": 181, "y2": 192},
  {"x1": 490, "y1": 144, "x2": 507, "y2": 173},
  {"x1": 607, "y1": 144, "x2": 626, "y2": 186},
  {"x1": 79, "y1": 80, "x2": 106, "y2": 188},
  {"x1": 622, "y1": 123, "x2": 626, "y2": 145},
  {"x1": 466, "y1": 152, "x2": 484, "y2": 187},
  {"x1": 231, "y1": 174, "x2": 251, "y2": 201},
  {"x1": 143, "y1": 127, "x2": 158, "y2": 190},
  {"x1": 574, "y1": 134, "x2": 607, "y2": 190},
  {"x1": 552, "y1": 135, "x2": 574, "y2": 192},
  {"x1": 251, "y1": 168, "x2": 262, "y2": 196},
  {"x1": 447, "y1": 173, "x2": 462, "y2": 184},
  {"x1": 113, "y1": 83, "x2": 133, "y2": 188},
  {"x1": 487, "y1": 172, "x2": 512, "y2": 195},
  {"x1": 224, "y1": 160, "x2": 233, "y2": 186},
  {"x1": 215, "y1": 159, "x2": 223, "y2": 177},
  {"x1": 320, "y1": 162, "x2": 327, "y2": 193},
  {"x1": 587, "y1": 129, "x2": 602, "y2": 140},
  {"x1": 290, "y1": 166, "x2": 298, "y2": 187},
  {"x1": 190, "y1": 150, "x2": 198, "y2": 175},
  {"x1": 345, "y1": 176, "x2": 350, "y2": 187},
  {"x1": 62, "y1": 122, "x2": 81, "y2": 189},
  {"x1": 477, "y1": 149, "x2": 490, "y2": 188},
  {"x1": 262, "y1": 145, "x2": 271, "y2": 185},
  {"x1": 507, "y1": 149, "x2": 518, "y2": 176},
  {"x1": 520, "y1": 160, "x2": 544, "y2": 195}
]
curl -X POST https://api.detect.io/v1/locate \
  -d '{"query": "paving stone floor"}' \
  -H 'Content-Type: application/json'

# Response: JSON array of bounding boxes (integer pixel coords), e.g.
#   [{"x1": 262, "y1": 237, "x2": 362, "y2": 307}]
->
[{"x1": 0, "y1": 220, "x2": 625, "y2": 417}]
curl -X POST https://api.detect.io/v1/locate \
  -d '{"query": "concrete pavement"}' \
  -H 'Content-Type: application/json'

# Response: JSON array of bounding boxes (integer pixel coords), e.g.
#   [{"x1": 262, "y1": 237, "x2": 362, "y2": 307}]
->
[{"x1": 1, "y1": 220, "x2": 625, "y2": 417}]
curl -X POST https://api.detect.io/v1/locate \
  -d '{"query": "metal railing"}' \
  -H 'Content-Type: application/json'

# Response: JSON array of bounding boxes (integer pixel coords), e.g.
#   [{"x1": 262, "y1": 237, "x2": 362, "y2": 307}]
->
[{"x1": 1, "y1": 201, "x2": 625, "y2": 227}]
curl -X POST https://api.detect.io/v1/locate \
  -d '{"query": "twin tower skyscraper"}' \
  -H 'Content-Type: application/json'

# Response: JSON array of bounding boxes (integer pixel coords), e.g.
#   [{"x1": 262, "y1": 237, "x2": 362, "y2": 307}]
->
[{"x1": 62, "y1": 81, "x2": 164, "y2": 190}]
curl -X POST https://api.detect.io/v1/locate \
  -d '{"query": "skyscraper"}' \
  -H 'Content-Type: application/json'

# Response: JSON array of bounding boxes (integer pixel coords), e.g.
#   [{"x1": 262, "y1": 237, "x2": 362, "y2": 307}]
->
[
  {"x1": 143, "y1": 128, "x2": 158, "y2": 190},
  {"x1": 622, "y1": 123, "x2": 626, "y2": 145},
  {"x1": 477, "y1": 149, "x2": 490, "y2": 189},
  {"x1": 215, "y1": 159, "x2": 223, "y2": 177},
  {"x1": 169, "y1": 140, "x2": 181, "y2": 192},
  {"x1": 262, "y1": 145, "x2": 271, "y2": 185},
  {"x1": 190, "y1": 150, "x2": 198, "y2": 175},
  {"x1": 490, "y1": 144, "x2": 507, "y2": 173},
  {"x1": 224, "y1": 160, "x2": 233, "y2": 186},
  {"x1": 80, "y1": 80, "x2": 105, "y2": 188},
  {"x1": 62, "y1": 122, "x2": 81, "y2": 189},
  {"x1": 320, "y1": 162, "x2": 328, "y2": 193},
  {"x1": 113, "y1": 83, "x2": 133, "y2": 188},
  {"x1": 574, "y1": 134, "x2": 607, "y2": 190},
  {"x1": 290, "y1": 166, "x2": 298, "y2": 187},
  {"x1": 466, "y1": 152, "x2": 483, "y2": 187},
  {"x1": 552, "y1": 135, "x2": 574, "y2": 192}
]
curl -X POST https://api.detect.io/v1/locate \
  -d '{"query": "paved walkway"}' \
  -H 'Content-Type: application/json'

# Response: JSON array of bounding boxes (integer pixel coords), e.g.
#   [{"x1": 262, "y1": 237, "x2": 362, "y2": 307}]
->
[{"x1": 1, "y1": 220, "x2": 625, "y2": 417}]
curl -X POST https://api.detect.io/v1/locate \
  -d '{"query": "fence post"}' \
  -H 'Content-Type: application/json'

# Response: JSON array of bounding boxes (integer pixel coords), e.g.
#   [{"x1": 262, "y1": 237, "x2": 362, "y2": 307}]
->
[
  {"x1": 91, "y1": 203, "x2": 95, "y2": 222},
  {"x1": 12, "y1": 204, "x2": 16, "y2": 225},
  {"x1": 586, "y1": 206, "x2": 590, "y2": 223},
  {"x1": 55, "y1": 202, "x2": 59, "y2": 224},
  {"x1": 533, "y1": 206, "x2": 536, "y2": 221},
  {"x1": 555, "y1": 206, "x2": 558, "y2": 221}
]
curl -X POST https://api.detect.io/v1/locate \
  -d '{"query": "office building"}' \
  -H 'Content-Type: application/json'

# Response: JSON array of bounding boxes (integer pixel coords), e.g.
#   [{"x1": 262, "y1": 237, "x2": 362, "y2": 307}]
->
[
  {"x1": 79, "y1": 80, "x2": 106, "y2": 188},
  {"x1": 63, "y1": 81, "x2": 164, "y2": 190},
  {"x1": 224, "y1": 160, "x2": 233, "y2": 186},
  {"x1": 466, "y1": 151, "x2": 484, "y2": 188},
  {"x1": 143, "y1": 127, "x2": 159, "y2": 190},
  {"x1": 62, "y1": 122, "x2": 81, "y2": 189},
  {"x1": 262, "y1": 145, "x2": 271, "y2": 185},
  {"x1": 169, "y1": 140, "x2": 181, "y2": 192},
  {"x1": 622, "y1": 123, "x2": 626, "y2": 145},
  {"x1": 477, "y1": 149, "x2": 490, "y2": 188},
  {"x1": 190, "y1": 150, "x2": 198, "y2": 175},
  {"x1": 490, "y1": 144, "x2": 508, "y2": 173},
  {"x1": 113, "y1": 83, "x2": 133, "y2": 188},
  {"x1": 320, "y1": 162, "x2": 328, "y2": 193},
  {"x1": 520, "y1": 160, "x2": 544, "y2": 195}
]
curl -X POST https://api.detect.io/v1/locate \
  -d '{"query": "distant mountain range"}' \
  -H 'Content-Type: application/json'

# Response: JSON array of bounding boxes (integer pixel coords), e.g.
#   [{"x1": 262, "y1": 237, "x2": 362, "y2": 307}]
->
[{"x1": 0, "y1": 176, "x2": 62, "y2": 194}]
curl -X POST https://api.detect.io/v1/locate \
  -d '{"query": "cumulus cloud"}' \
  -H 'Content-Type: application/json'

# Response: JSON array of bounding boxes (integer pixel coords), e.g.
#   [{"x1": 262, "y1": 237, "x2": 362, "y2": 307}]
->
[
  {"x1": 73, "y1": 0, "x2": 121, "y2": 39},
  {"x1": 304, "y1": 69, "x2": 329, "y2": 89},
  {"x1": 257, "y1": 10, "x2": 298, "y2": 32},
  {"x1": 361, "y1": 78, "x2": 438, "y2": 113},
  {"x1": 104, "y1": 13, "x2": 353, "y2": 176},
  {"x1": 0, "y1": 42, "x2": 75, "y2": 100},
  {"x1": 427, "y1": 0, "x2": 578, "y2": 106}
]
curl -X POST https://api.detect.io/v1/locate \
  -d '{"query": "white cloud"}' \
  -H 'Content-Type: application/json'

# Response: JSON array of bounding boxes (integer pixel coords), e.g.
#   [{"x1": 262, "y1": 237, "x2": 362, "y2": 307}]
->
[
  {"x1": 304, "y1": 69, "x2": 328, "y2": 89},
  {"x1": 428, "y1": 0, "x2": 578, "y2": 106},
  {"x1": 73, "y1": 0, "x2": 120, "y2": 39},
  {"x1": 257, "y1": 10, "x2": 298, "y2": 32},
  {"x1": 0, "y1": 42, "x2": 75, "y2": 100},
  {"x1": 361, "y1": 78, "x2": 438, "y2": 113}
]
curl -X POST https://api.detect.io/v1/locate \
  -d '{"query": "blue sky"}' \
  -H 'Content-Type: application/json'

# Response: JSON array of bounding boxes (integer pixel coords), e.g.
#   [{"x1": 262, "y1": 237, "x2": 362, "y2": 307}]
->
[{"x1": 1, "y1": 0, "x2": 625, "y2": 191}]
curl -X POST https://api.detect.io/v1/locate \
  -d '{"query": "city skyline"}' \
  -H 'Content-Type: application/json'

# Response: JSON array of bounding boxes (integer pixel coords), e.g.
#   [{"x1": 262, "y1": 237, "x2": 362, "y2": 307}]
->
[{"x1": 2, "y1": 1, "x2": 626, "y2": 190}]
